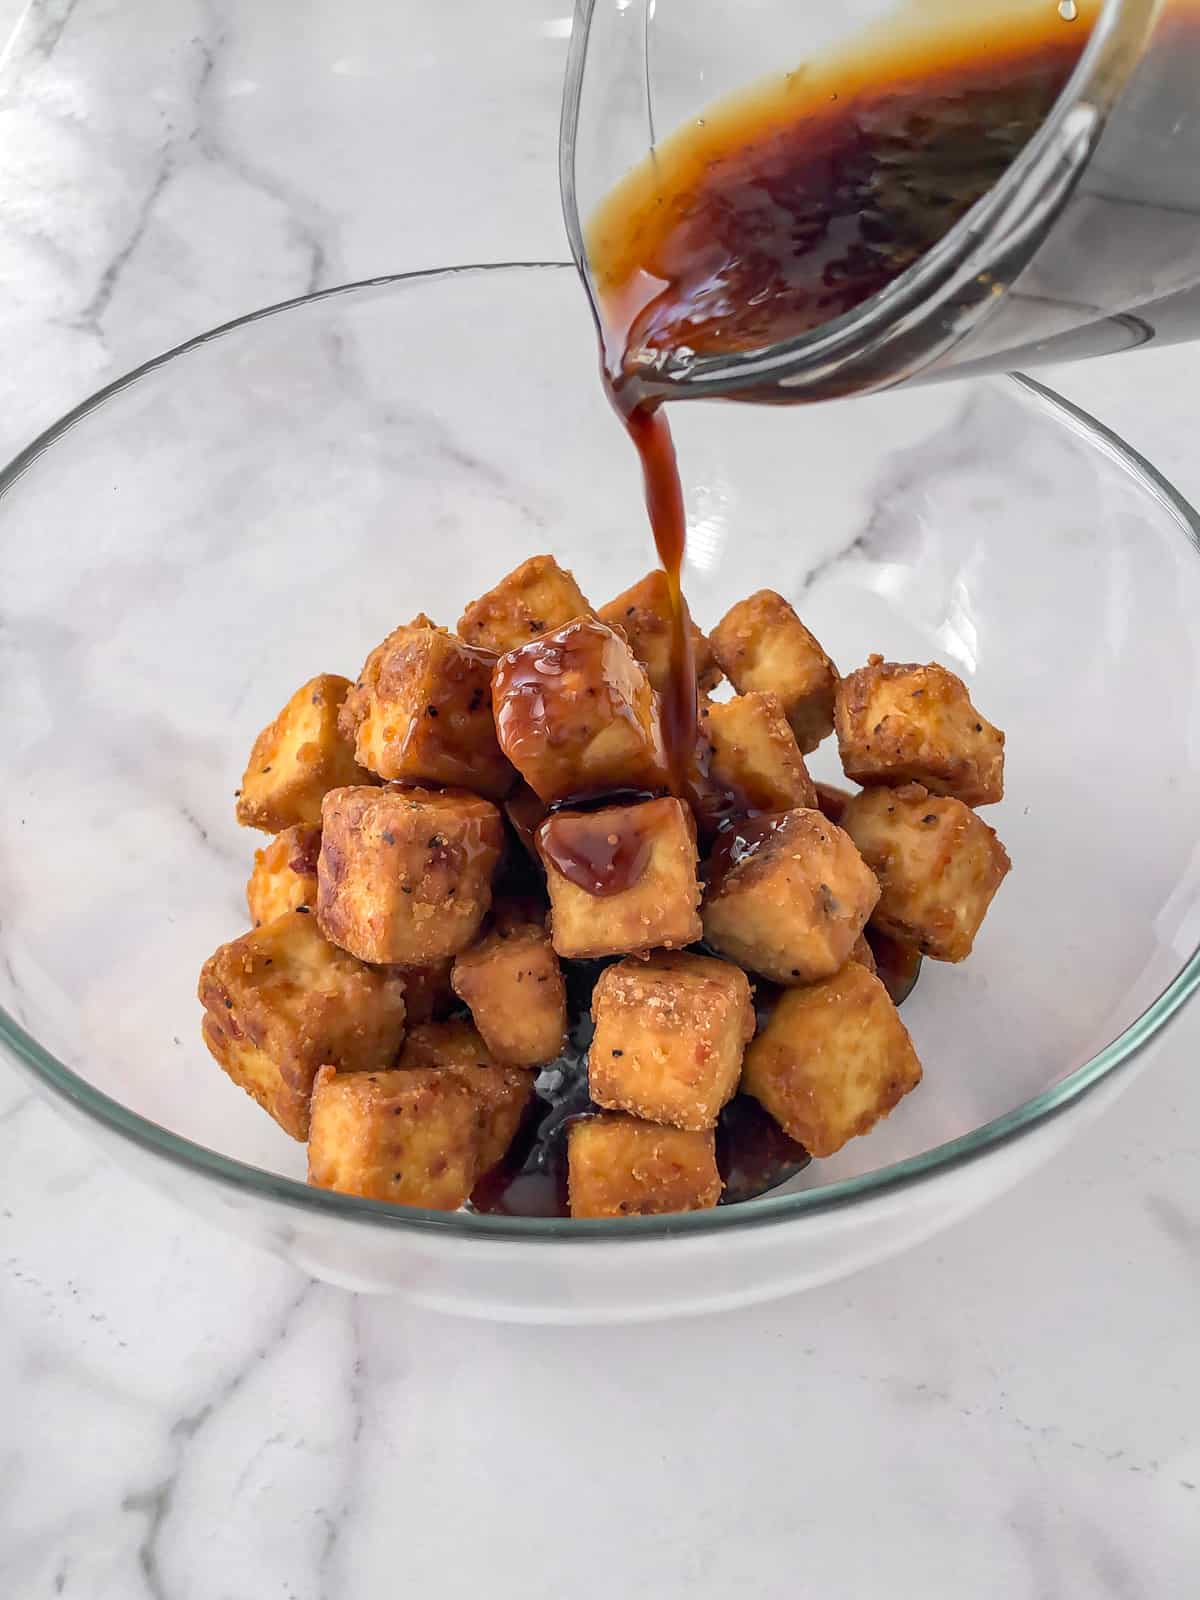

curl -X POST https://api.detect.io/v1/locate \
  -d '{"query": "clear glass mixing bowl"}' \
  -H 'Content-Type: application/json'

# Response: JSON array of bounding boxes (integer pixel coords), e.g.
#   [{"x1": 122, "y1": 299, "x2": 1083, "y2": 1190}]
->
[{"x1": 0, "y1": 263, "x2": 1197, "y2": 1322}]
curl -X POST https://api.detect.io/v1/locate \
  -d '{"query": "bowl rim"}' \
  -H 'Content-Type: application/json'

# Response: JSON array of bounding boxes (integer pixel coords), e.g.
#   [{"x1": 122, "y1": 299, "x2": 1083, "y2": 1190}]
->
[{"x1": 2, "y1": 260, "x2": 1198, "y2": 1243}]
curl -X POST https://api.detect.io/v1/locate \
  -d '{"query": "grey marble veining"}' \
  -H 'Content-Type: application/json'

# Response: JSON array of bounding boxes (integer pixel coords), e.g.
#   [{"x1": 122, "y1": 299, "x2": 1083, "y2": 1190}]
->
[{"x1": 0, "y1": 1, "x2": 1198, "y2": 1595}]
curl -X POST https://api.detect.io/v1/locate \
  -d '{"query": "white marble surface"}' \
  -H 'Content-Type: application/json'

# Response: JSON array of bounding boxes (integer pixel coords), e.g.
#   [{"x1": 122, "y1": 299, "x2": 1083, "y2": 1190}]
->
[{"x1": 0, "y1": 0, "x2": 1197, "y2": 1593}]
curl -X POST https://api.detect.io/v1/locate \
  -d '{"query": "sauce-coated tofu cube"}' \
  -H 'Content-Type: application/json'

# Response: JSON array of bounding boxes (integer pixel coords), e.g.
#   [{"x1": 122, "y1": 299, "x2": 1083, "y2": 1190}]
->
[
  {"x1": 458, "y1": 554, "x2": 593, "y2": 654},
  {"x1": 246, "y1": 825, "x2": 322, "y2": 927},
  {"x1": 699, "y1": 692, "x2": 817, "y2": 816},
  {"x1": 339, "y1": 616, "x2": 513, "y2": 800},
  {"x1": 492, "y1": 617, "x2": 669, "y2": 804},
  {"x1": 589, "y1": 952, "x2": 754, "y2": 1131},
  {"x1": 702, "y1": 809, "x2": 879, "y2": 984},
  {"x1": 317, "y1": 785, "x2": 504, "y2": 964},
  {"x1": 307, "y1": 1064, "x2": 483, "y2": 1209},
  {"x1": 538, "y1": 797, "x2": 701, "y2": 959},
  {"x1": 597, "y1": 569, "x2": 721, "y2": 696},
  {"x1": 236, "y1": 674, "x2": 371, "y2": 832},
  {"x1": 841, "y1": 783, "x2": 1010, "y2": 961},
  {"x1": 399, "y1": 1021, "x2": 534, "y2": 1171},
  {"x1": 742, "y1": 963, "x2": 922, "y2": 1157},
  {"x1": 835, "y1": 657, "x2": 1004, "y2": 806},
  {"x1": 568, "y1": 1114, "x2": 721, "y2": 1218},
  {"x1": 710, "y1": 591, "x2": 838, "y2": 754},
  {"x1": 451, "y1": 920, "x2": 567, "y2": 1067},
  {"x1": 198, "y1": 910, "x2": 407, "y2": 1140}
]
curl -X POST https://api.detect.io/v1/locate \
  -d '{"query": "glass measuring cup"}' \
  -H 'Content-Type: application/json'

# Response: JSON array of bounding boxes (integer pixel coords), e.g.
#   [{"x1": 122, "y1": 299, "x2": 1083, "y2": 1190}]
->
[{"x1": 561, "y1": 0, "x2": 1200, "y2": 405}]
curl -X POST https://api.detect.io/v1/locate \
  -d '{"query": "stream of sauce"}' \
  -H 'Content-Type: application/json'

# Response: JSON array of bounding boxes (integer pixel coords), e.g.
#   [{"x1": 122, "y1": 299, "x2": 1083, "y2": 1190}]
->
[{"x1": 591, "y1": 2, "x2": 1093, "y2": 786}]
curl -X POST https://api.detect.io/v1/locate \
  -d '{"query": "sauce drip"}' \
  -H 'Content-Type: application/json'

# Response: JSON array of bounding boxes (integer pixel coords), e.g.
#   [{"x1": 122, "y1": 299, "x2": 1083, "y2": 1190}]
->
[
  {"x1": 616, "y1": 403, "x2": 697, "y2": 800},
  {"x1": 492, "y1": 616, "x2": 670, "y2": 804},
  {"x1": 537, "y1": 804, "x2": 655, "y2": 896},
  {"x1": 592, "y1": 4, "x2": 1093, "y2": 782},
  {"x1": 703, "y1": 812, "x2": 792, "y2": 893}
]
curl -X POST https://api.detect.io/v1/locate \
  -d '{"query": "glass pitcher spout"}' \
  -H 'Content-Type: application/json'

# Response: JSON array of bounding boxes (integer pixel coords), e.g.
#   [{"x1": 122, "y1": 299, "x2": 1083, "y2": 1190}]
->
[{"x1": 562, "y1": 0, "x2": 1200, "y2": 406}]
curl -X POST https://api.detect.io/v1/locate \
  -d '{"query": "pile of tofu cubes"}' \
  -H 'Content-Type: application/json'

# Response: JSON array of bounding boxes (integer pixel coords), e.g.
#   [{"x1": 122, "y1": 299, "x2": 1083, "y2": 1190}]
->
[{"x1": 199, "y1": 554, "x2": 1010, "y2": 1219}]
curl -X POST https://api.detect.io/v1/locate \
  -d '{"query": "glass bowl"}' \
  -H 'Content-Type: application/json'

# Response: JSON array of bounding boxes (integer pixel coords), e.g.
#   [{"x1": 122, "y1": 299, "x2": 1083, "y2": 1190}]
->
[{"x1": 1, "y1": 262, "x2": 1197, "y2": 1323}]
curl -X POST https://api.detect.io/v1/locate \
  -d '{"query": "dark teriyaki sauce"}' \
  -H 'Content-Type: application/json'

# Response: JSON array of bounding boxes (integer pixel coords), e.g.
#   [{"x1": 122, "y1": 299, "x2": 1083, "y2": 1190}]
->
[{"x1": 590, "y1": 5, "x2": 1092, "y2": 788}]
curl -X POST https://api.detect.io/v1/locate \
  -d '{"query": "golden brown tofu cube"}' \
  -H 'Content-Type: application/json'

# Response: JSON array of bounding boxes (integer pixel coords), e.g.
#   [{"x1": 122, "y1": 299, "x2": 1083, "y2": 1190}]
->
[
  {"x1": 236, "y1": 674, "x2": 372, "y2": 832},
  {"x1": 458, "y1": 555, "x2": 593, "y2": 654},
  {"x1": 699, "y1": 692, "x2": 817, "y2": 815},
  {"x1": 339, "y1": 616, "x2": 513, "y2": 800},
  {"x1": 451, "y1": 921, "x2": 566, "y2": 1067},
  {"x1": 702, "y1": 809, "x2": 880, "y2": 984},
  {"x1": 589, "y1": 952, "x2": 754, "y2": 1131},
  {"x1": 537, "y1": 797, "x2": 701, "y2": 959},
  {"x1": 841, "y1": 783, "x2": 1010, "y2": 961},
  {"x1": 835, "y1": 657, "x2": 1005, "y2": 806},
  {"x1": 710, "y1": 591, "x2": 838, "y2": 754},
  {"x1": 246, "y1": 825, "x2": 322, "y2": 927},
  {"x1": 399, "y1": 1021, "x2": 534, "y2": 1171},
  {"x1": 597, "y1": 569, "x2": 721, "y2": 696},
  {"x1": 198, "y1": 910, "x2": 407, "y2": 1140},
  {"x1": 317, "y1": 785, "x2": 504, "y2": 965},
  {"x1": 568, "y1": 1114, "x2": 721, "y2": 1218},
  {"x1": 492, "y1": 617, "x2": 669, "y2": 804},
  {"x1": 742, "y1": 963, "x2": 922, "y2": 1157},
  {"x1": 307, "y1": 1065, "x2": 482, "y2": 1209},
  {"x1": 394, "y1": 960, "x2": 455, "y2": 1025}
]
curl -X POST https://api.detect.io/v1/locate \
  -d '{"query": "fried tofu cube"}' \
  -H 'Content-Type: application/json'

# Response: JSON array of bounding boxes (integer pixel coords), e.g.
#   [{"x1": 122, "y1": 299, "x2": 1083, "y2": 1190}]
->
[
  {"x1": 451, "y1": 920, "x2": 566, "y2": 1067},
  {"x1": 710, "y1": 591, "x2": 838, "y2": 754},
  {"x1": 589, "y1": 952, "x2": 754, "y2": 1131},
  {"x1": 198, "y1": 910, "x2": 407, "y2": 1140},
  {"x1": 399, "y1": 1020, "x2": 534, "y2": 1172},
  {"x1": 742, "y1": 963, "x2": 922, "y2": 1157},
  {"x1": 492, "y1": 617, "x2": 669, "y2": 804},
  {"x1": 699, "y1": 692, "x2": 817, "y2": 816},
  {"x1": 835, "y1": 657, "x2": 1005, "y2": 806},
  {"x1": 236, "y1": 674, "x2": 371, "y2": 832},
  {"x1": 458, "y1": 555, "x2": 593, "y2": 654},
  {"x1": 568, "y1": 1114, "x2": 721, "y2": 1218},
  {"x1": 316, "y1": 785, "x2": 504, "y2": 964},
  {"x1": 307, "y1": 1064, "x2": 483, "y2": 1209},
  {"x1": 597, "y1": 569, "x2": 721, "y2": 696},
  {"x1": 246, "y1": 825, "x2": 322, "y2": 927},
  {"x1": 339, "y1": 615, "x2": 513, "y2": 800},
  {"x1": 702, "y1": 808, "x2": 879, "y2": 984},
  {"x1": 537, "y1": 796, "x2": 701, "y2": 959},
  {"x1": 841, "y1": 783, "x2": 1010, "y2": 961},
  {"x1": 394, "y1": 960, "x2": 455, "y2": 1025}
]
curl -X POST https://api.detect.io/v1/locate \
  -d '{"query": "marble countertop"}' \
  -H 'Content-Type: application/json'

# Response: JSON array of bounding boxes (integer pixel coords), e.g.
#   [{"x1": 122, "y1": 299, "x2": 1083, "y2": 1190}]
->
[{"x1": 0, "y1": 1, "x2": 1197, "y2": 1593}]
